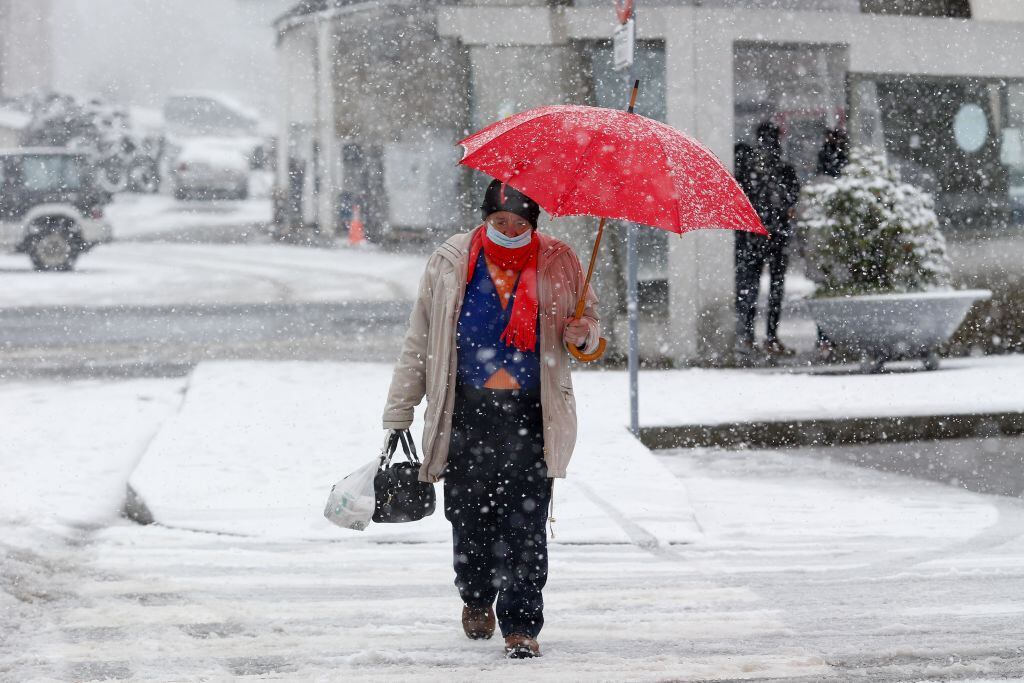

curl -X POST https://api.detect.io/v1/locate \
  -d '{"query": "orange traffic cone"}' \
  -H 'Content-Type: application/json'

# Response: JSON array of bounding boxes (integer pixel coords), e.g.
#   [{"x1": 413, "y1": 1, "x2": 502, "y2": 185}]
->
[{"x1": 348, "y1": 204, "x2": 365, "y2": 246}]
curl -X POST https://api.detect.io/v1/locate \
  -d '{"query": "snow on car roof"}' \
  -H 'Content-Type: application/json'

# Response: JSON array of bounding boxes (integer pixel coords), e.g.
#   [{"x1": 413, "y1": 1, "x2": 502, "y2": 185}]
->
[
  {"x1": 0, "y1": 107, "x2": 31, "y2": 130},
  {"x1": 174, "y1": 138, "x2": 251, "y2": 170},
  {"x1": 165, "y1": 91, "x2": 263, "y2": 123}
]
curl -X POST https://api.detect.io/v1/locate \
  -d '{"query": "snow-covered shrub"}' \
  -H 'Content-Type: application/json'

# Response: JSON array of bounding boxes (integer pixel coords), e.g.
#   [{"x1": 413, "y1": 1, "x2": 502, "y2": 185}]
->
[{"x1": 798, "y1": 146, "x2": 952, "y2": 297}]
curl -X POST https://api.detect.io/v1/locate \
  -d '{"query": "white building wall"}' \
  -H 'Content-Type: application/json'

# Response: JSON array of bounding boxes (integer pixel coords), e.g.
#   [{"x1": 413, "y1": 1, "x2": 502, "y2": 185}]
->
[
  {"x1": 276, "y1": 21, "x2": 318, "y2": 224},
  {"x1": 0, "y1": 0, "x2": 53, "y2": 97}
]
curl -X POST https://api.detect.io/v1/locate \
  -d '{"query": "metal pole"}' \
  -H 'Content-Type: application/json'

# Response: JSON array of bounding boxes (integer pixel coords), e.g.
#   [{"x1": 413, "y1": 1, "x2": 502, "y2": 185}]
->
[
  {"x1": 627, "y1": 221, "x2": 639, "y2": 435},
  {"x1": 626, "y1": 12, "x2": 639, "y2": 436}
]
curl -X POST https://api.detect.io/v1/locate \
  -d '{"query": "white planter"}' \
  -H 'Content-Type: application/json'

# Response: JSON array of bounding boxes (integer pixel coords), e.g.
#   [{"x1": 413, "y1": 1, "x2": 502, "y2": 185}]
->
[{"x1": 803, "y1": 289, "x2": 992, "y2": 372}]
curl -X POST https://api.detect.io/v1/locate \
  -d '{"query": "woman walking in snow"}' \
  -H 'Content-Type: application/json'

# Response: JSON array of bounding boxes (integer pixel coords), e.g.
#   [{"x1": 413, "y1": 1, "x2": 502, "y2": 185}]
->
[{"x1": 382, "y1": 179, "x2": 600, "y2": 658}]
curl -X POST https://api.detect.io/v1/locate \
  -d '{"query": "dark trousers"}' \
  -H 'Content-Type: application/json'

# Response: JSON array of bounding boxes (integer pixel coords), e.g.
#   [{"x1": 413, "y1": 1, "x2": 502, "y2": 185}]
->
[
  {"x1": 735, "y1": 232, "x2": 789, "y2": 345},
  {"x1": 444, "y1": 386, "x2": 551, "y2": 639}
]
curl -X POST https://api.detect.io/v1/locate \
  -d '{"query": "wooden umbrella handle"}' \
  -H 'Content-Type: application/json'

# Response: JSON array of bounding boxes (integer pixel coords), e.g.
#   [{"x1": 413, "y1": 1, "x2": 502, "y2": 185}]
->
[
  {"x1": 568, "y1": 336, "x2": 608, "y2": 363},
  {"x1": 566, "y1": 80, "x2": 640, "y2": 364},
  {"x1": 566, "y1": 217, "x2": 608, "y2": 362}
]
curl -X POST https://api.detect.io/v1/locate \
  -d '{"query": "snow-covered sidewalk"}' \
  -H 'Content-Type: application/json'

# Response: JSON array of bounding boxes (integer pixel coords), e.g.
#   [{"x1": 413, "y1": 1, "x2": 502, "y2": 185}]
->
[
  {"x1": 3, "y1": 367, "x2": 1024, "y2": 679},
  {"x1": 128, "y1": 361, "x2": 701, "y2": 546},
  {"x1": 632, "y1": 354, "x2": 1024, "y2": 426}
]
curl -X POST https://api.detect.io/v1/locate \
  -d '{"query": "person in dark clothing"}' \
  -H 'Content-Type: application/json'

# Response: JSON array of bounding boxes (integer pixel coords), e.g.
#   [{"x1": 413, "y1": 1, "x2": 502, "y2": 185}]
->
[
  {"x1": 445, "y1": 387, "x2": 550, "y2": 647},
  {"x1": 382, "y1": 179, "x2": 600, "y2": 659},
  {"x1": 818, "y1": 127, "x2": 849, "y2": 179},
  {"x1": 734, "y1": 122, "x2": 801, "y2": 359}
]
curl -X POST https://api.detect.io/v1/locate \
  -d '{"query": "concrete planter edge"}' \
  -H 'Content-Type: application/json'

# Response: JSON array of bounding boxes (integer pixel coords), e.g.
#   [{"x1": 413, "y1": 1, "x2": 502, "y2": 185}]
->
[{"x1": 802, "y1": 288, "x2": 992, "y2": 372}]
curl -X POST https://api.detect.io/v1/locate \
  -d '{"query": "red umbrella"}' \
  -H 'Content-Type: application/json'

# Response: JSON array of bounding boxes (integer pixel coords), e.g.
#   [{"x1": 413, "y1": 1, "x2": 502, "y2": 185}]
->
[{"x1": 458, "y1": 83, "x2": 766, "y2": 360}]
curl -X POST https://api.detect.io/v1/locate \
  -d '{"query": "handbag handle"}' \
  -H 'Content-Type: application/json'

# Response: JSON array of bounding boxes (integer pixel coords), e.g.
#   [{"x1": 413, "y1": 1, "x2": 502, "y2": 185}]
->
[
  {"x1": 398, "y1": 429, "x2": 419, "y2": 461},
  {"x1": 379, "y1": 429, "x2": 420, "y2": 470}
]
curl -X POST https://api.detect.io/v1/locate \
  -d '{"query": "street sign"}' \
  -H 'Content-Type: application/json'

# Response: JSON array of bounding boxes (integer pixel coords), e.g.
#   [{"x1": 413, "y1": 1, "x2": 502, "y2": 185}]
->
[{"x1": 613, "y1": 19, "x2": 634, "y2": 72}]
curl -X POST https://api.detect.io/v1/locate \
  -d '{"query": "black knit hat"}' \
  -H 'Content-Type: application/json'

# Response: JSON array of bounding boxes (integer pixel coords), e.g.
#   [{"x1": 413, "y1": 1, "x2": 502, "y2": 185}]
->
[{"x1": 480, "y1": 179, "x2": 541, "y2": 228}]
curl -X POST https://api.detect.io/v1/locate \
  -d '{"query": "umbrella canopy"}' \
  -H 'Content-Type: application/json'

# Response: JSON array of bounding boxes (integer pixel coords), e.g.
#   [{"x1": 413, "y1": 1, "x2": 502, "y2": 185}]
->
[{"x1": 458, "y1": 104, "x2": 766, "y2": 236}]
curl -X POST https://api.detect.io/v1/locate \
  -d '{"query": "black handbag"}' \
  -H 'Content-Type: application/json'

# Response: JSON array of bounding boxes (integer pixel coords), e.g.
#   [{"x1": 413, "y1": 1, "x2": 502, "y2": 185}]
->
[{"x1": 373, "y1": 430, "x2": 436, "y2": 523}]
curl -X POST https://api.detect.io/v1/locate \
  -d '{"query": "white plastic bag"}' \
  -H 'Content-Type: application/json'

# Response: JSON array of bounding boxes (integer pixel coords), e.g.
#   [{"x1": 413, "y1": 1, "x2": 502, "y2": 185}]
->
[{"x1": 324, "y1": 457, "x2": 379, "y2": 531}]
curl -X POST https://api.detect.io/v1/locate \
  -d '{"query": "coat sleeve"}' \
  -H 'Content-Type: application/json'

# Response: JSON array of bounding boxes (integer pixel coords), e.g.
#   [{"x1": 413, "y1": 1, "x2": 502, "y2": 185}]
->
[
  {"x1": 565, "y1": 249, "x2": 601, "y2": 354},
  {"x1": 381, "y1": 254, "x2": 438, "y2": 429}
]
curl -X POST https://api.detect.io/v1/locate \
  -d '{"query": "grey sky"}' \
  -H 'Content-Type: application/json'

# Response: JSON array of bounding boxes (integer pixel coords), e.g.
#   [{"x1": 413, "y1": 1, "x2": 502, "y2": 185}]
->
[{"x1": 51, "y1": 0, "x2": 295, "y2": 118}]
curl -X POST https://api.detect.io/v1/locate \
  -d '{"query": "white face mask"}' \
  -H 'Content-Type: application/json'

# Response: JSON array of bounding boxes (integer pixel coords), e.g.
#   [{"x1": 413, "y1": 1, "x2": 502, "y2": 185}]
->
[{"x1": 486, "y1": 223, "x2": 533, "y2": 249}]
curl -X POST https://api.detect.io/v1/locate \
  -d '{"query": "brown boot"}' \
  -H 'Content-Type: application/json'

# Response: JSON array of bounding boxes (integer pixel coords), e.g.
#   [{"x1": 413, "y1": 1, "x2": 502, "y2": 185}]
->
[
  {"x1": 503, "y1": 634, "x2": 541, "y2": 659},
  {"x1": 461, "y1": 605, "x2": 495, "y2": 640}
]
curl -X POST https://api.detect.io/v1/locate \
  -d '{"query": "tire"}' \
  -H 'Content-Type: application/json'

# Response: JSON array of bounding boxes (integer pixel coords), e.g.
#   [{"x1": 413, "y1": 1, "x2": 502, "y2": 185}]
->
[
  {"x1": 234, "y1": 186, "x2": 249, "y2": 201},
  {"x1": 28, "y1": 223, "x2": 79, "y2": 272},
  {"x1": 923, "y1": 352, "x2": 941, "y2": 371},
  {"x1": 174, "y1": 187, "x2": 190, "y2": 201}
]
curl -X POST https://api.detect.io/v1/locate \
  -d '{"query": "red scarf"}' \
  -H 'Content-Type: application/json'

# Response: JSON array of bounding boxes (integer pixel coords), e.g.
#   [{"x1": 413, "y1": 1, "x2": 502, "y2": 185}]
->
[{"x1": 466, "y1": 224, "x2": 540, "y2": 352}]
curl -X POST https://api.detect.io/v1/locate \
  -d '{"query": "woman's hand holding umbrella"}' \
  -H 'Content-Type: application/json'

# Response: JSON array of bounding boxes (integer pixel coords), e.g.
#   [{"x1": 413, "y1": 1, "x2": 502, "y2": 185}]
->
[{"x1": 563, "y1": 317, "x2": 591, "y2": 348}]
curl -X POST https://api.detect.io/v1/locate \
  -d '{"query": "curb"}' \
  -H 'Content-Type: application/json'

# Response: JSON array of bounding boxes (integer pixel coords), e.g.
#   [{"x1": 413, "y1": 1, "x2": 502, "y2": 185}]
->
[{"x1": 639, "y1": 411, "x2": 1024, "y2": 450}]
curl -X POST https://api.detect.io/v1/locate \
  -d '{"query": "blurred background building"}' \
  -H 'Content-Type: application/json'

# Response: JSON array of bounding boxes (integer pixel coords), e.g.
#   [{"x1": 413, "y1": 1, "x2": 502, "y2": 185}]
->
[
  {"x1": 279, "y1": 0, "x2": 1024, "y2": 364},
  {"x1": 0, "y1": 0, "x2": 53, "y2": 146},
  {"x1": 0, "y1": 0, "x2": 53, "y2": 98}
]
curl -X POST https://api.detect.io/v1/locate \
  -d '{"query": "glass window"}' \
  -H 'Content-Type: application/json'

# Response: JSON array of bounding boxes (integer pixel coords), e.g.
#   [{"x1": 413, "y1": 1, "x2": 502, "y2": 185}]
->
[
  {"x1": 954, "y1": 104, "x2": 988, "y2": 152},
  {"x1": 734, "y1": 42, "x2": 849, "y2": 182},
  {"x1": 20, "y1": 155, "x2": 83, "y2": 192},
  {"x1": 850, "y1": 75, "x2": 1023, "y2": 230},
  {"x1": 859, "y1": 0, "x2": 970, "y2": 16},
  {"x1": 1002, "y1": 83, "x2": 1024, "y2": 224}
]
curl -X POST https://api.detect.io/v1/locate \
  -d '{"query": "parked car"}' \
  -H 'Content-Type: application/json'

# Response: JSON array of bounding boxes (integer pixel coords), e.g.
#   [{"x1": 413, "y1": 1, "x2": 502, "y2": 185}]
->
[
  {"x1": 169, "y1": 138, "x2": 250, "y2": 200},
  {"x1": 0, "y1": 149, "x2": 111, "y2": 271},
  {"x1": 163, "y1": 93, "x2": 264, "y2": 138}
]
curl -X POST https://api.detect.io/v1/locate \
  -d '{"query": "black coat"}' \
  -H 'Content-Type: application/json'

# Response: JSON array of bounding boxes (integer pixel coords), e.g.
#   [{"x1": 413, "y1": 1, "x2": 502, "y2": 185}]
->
[{"x1": 739, "y1": 151, "x2": 801, "y2": 240}]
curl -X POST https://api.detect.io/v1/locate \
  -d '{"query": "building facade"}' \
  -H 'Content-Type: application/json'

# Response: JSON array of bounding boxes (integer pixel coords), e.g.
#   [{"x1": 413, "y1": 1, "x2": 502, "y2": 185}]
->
[
  {"x1": 275, "y1": 0, "x2": 1024, "y2": 363},
  {"x1": 0, "y1": 0, "x2": 53, "y2": 98}
]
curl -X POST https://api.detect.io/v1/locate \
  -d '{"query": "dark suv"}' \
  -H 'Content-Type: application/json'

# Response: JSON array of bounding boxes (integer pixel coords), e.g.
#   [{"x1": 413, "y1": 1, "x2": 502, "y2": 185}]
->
[{"x1": 0, "y1": 149, "x2": 112, "y2": 270}]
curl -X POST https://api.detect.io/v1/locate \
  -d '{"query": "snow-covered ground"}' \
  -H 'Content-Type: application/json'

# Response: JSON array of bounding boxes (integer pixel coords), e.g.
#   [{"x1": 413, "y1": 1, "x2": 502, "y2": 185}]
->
[
  {"x1": 105, "y1": 193, "x2": 272, "y2": 242},
  {"x1": 634, "y1": 354, "x2": 1024, "y2": 425},
  {"x1": 0, "y1": 377, "x2": 186, "y2": 532},
  {"x1": 127, "y1": 362, "x2": 699, "y2": 546},
  {"x1": 3, "y1": 363, "x2": 1024, "y2": 680},
  {"x1": 0, "y1": 242, "x2": 426, "y2": 308}
]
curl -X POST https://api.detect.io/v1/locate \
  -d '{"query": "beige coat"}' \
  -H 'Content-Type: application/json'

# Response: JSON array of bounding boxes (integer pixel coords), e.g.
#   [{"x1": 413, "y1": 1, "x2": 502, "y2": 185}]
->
[{"x1": 382, "y1": 230, "x2": 600, "y2": 482}]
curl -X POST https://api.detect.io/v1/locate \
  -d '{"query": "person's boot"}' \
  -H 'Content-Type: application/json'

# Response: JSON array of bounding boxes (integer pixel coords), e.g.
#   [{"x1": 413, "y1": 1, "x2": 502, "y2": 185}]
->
[
  {"x1": 461, "y1": 605, "x2": 495, "y2": 640},
  {"x1": 764, "y1": 339, "x2": 793, "y2": 357},
  {"x1": 503, "y1": 634, "x2": 541, "y2": 659}
]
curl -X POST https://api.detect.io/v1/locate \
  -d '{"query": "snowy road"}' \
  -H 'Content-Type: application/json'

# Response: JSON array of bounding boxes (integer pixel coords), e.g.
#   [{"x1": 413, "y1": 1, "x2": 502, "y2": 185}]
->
[
  {"x1": 0, "y1": 300, "x2": 410, "y2": 377},
  {"x1": 0, "y1": 241, "x2": 427, "y2": 376},
  {"x1": 5, "y1": 449, "x2": 1024, "y2": 681}
]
